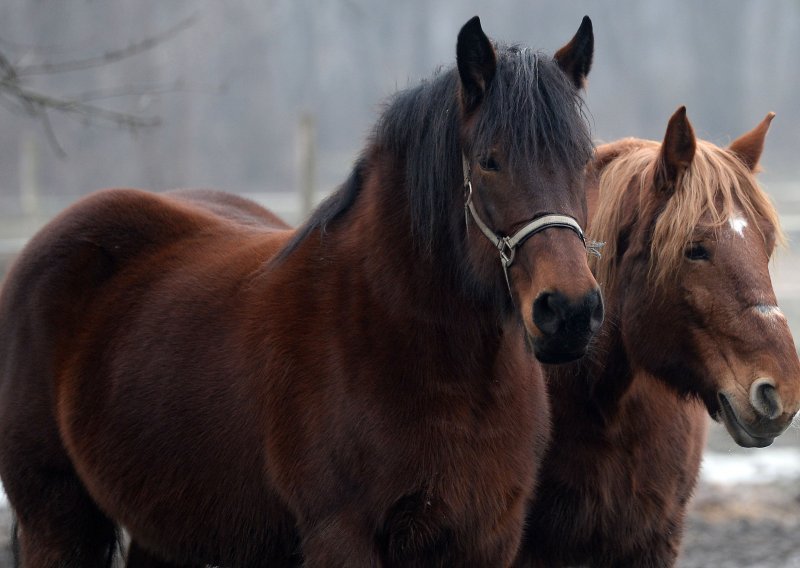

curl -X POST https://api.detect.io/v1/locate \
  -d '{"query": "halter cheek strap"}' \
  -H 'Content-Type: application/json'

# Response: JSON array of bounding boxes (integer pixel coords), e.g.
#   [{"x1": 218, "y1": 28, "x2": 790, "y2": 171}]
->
[{"x1": 462, "y1": 155, "x2": 603, "y2": 297}]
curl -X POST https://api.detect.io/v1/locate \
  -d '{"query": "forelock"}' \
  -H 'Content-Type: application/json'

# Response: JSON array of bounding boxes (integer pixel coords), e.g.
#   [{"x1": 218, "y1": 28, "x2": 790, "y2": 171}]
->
[
  {"x1": 590, "y1": 139, "x2": 784, "y2": 292},
  {"x1": 471, "y1": 45, "x2": 593, "y2": 175}
]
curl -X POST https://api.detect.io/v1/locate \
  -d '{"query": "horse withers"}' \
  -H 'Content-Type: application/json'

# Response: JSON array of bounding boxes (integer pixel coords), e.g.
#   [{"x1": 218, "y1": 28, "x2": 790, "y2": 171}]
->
[
  {"x1": 517, "y1": 107, "x2": 800, "y2": 567},
  {"x1": 0, "y1": 16, "x2": 601, "y2": 567}
]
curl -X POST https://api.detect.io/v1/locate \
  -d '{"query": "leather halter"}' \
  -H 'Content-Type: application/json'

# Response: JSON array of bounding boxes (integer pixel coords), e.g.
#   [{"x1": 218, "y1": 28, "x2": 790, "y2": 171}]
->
[{"x1": 462, "y1": 155, "x2": 602, "y2": 296}]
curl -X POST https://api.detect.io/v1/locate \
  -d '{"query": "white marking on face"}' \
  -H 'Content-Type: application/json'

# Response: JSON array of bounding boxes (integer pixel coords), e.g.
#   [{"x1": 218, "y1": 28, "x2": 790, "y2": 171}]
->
[
  {"x1": 729, "y1": 215, "x2": 748, "y2": 237},
  {"x1": 753, "y1": 304, "x2": 785, "y2": 320}
]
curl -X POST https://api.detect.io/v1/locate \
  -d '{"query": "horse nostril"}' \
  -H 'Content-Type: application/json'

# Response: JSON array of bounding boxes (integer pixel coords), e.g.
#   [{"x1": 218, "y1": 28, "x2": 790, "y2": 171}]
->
[
  {"x1": 750, "y1": 379, "x2": 783, "y2": 420},
  {"x1": 587, "y1": 289, "x2": 604, "y2": 333},
  {"x1": 533, "y1": 291, "x2": 566, "y2": 336}
]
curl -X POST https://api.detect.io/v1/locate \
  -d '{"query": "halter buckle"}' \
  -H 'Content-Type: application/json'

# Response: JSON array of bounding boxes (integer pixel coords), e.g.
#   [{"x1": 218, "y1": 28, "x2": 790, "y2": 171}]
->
[
  {"x1": 587, "y1": 239, "x2": 605, "y2": 258},
  {"x1": 498, "y1": 237, "x2": 515, "y2": 267}
]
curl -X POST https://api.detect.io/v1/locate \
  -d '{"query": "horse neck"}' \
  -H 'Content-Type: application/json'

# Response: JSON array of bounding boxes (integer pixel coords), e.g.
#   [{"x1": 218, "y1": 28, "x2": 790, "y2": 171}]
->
[
  {"x1": 547, "y1": 289, "x2": 634, "y2": 428},
  {"x1": 328, "y1": 149, "x2": 506, "y2": 333}
]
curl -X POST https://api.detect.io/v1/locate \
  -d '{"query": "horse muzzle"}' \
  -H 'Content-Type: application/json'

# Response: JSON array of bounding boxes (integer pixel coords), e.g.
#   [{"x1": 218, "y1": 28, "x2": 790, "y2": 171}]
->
[
  {"x1": 530, "y1": 288, "x2": 604, "y2": 364},
  {"x1": 716, "y1": 385, "x2": 795, "y2": 448}
]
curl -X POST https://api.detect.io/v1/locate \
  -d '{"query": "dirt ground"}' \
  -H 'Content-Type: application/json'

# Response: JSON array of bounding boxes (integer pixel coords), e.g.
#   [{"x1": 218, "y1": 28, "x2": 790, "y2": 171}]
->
[
  {"x1": 679, "y1": 421, "x2": 800, "y2": 568},
  {"x1": 683, "y1": 480, "x2": 800, "y2": 568}
]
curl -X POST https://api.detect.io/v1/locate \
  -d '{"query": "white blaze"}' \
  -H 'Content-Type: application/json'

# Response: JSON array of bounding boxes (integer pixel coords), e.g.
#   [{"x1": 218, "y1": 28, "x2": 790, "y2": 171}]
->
[{"x1": 729, "y1": 215, "x2": 748, "y2": 237}]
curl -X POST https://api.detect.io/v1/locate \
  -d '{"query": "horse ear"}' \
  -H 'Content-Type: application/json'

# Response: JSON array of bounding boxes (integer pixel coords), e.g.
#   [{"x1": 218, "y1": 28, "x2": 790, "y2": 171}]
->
[
  {"x1": 554, "y1": 16, "x2": 593, "y2": 89},
  {"x1": 728, "y1": 112, "x2": 775, "y2": 171},
  {"x1": 655, "y1": 106, "x2": 696, "y2": 195},
  {"x1": 457, "y1": 16, "x2": 496, "y2": 114}
]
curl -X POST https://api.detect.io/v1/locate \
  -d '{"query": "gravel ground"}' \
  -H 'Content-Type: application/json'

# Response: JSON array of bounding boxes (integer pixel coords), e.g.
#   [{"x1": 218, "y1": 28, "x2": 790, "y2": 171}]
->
[
  {"x1": 682, "y1": 479, "x2": 800, "y2": 567},
  {"x1": 679, "y1": 421, "x2": 800, "y2": 568}
]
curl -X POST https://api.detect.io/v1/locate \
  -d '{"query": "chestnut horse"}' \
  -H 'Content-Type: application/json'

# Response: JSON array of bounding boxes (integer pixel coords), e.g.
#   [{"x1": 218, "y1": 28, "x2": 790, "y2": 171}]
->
[
  {"x1": 0, "y1": 16, "x2": 603, "y2": 567},
  {"x1": 516, "y1": 107, "x2": 800, "y2": 567}
]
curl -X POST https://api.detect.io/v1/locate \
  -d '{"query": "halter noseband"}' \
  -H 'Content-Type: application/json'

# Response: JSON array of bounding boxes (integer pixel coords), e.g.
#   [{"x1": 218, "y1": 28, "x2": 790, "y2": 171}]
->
[{"x1": 462, "y1": 154, "x2": 603, "y2": 297}]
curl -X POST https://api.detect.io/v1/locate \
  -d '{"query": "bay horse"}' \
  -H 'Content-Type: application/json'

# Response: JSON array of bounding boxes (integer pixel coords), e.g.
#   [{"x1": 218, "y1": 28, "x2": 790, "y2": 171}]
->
[
  {"x1": 0, "y1": 16, "x2": 603, "y2": 567},
  {"x1": 516, "y1": 107, "x2": 800, "y2": 567}
]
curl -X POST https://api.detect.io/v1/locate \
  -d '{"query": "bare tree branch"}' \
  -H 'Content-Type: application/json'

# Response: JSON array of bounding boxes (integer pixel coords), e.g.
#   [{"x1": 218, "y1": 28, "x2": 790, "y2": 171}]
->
[
  {"x1": 0, "y1": 91, "x2": 27, "y2": 115},
  {"x1": 0, "y1": 16, "x2": 195, "y2": 156},
  {"x1": 0, "y1": 51, "x2": 16, "y2": 79},
  {"x1": 14, "y1": 15, "x2": 197, "y2": 76},
  {"x1": 40, "y1": 109, "x2": 66, "y2": 158},
  {"x1": 0, "y1": 77, "x2": 160, "y2": 126},
  {"x1": 66, "y1": 82, "x2": 189, "y2": 104}
]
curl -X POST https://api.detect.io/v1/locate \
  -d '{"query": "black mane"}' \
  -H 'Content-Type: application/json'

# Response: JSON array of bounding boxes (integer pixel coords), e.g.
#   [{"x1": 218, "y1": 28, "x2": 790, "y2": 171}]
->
[
  {"x1": 273, "y1": 159, "x2": 364, "y2": 263},
  {"x1": 277, "y1": 44, "x2": 592, "y2": 261}
]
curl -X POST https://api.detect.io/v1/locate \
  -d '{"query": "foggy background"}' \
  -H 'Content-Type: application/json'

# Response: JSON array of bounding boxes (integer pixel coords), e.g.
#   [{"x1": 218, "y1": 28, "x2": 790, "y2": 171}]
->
[
  {"x1": 1, "y1": 1, "x2": 799, "y2": 566},
  {"x1": 1, "y1": 1, "x2": 799, "y2": 217}
]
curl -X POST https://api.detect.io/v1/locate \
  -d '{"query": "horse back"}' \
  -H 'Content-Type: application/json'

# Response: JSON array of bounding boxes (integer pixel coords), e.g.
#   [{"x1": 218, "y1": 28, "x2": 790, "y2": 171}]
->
[
  {"x1": 167, "y1": 188, "x2": 292, "y2": 230},
  {"x1": 1, "y1": 186, "x2": 291, "y2": 402},
  {"x1": 1, "y1": 187, "x2": 290, "y2": 346}
]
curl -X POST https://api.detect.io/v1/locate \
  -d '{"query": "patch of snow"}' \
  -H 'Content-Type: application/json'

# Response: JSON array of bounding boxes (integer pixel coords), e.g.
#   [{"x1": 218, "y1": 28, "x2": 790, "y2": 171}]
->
[{"x1": 701, "y1": 448, "x2": 800, "y2": 485}]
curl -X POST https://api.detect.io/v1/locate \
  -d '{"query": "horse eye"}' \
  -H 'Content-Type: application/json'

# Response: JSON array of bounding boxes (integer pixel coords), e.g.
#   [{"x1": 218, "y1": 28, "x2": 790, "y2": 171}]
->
[
  {"x1": 685, "y1": 243, "x2": 710, "y2": 261},
  {"x1": 479, "y1": 155, "x2": 500, "y2": 172}
]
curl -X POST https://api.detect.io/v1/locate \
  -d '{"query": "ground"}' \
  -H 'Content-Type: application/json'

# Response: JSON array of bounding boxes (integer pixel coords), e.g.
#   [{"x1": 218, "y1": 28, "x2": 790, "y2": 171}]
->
[
  {"x1": 680, "y1": 420, "x2": 800, "y2": 568},
  {"x1": 684, "y1": 481, "x2": 800, "y2": 568}
]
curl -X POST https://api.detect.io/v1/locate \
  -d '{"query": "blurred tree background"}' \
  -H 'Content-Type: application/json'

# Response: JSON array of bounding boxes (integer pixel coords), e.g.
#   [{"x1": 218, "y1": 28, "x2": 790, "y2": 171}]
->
[{"x1": 0, "y1": 0, "x2": 798, "y2": 221}]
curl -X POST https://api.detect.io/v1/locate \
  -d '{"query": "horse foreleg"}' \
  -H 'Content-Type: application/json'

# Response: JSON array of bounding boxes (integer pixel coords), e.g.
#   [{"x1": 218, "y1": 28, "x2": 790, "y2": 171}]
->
[
  {"x1": 301, "y1": 516, "x2": 380, "y2": 568},
  {"x1": 11, "y1": 470, "x2": 120, "y2": 568},
  {"x1": 605, "y1": 537, "x2": 680, "y2": 568},
  {"x1": 125, "y1": 541, "x2": 202, "y2": 568}
]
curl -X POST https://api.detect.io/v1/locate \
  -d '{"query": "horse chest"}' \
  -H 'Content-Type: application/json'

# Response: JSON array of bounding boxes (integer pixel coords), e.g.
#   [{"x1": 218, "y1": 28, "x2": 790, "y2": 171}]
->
[
  {"x1": 266, "y1": 330, "x2": 544, "y2": 559},
  {"x1": 534, "y1": 387, "x2": 702, "y2": 562},
  {"x1": 367, "y1": 362, "x2": 542, "y2": 487}
]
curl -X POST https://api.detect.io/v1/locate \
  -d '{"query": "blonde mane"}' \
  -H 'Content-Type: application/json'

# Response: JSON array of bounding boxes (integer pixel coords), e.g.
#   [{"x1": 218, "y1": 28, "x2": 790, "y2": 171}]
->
[{"x1": 589, "y1": 138, "x2": 784, "y2": 292}]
